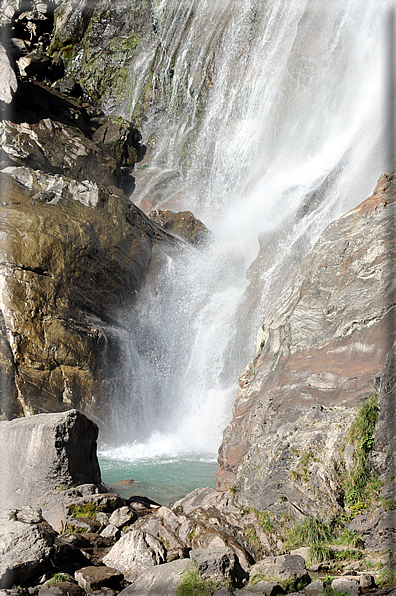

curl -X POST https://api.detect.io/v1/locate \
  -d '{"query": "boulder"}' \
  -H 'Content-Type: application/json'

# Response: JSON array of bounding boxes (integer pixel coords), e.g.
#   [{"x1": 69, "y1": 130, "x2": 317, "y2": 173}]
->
[
  {"x1": 189, "y1": 547, "x2": 247, "y2": 587},
  {"x1": 0, "y1": 410, "x2": 101, "y2": 510},
  {"x1": 92, "y1": 117, "x2": 143, "y2": 169},
  {"x1": 0, "y1": 43, "x2": 18, "y2": 104},
  {"x1": 102, "y1": 529, "x2": 166, "y2": 582},
  {"x1": 117, "y1": 558, "x2": 192, "y2": 596},
  {"x1": 249, "y1": 555, "x2": 310, "y2": 591},
  {"x1": 148, "y1": 209, "x2": 212, "y2": 245},
  {"x1": 109, "y1": 506, "x2": 137, "y2": 529},
  {"x1": 74, "y1": 566, "x2": 123, "y2": 592},
  {"x1": 0, "y1": 509, "x2": 55, "y2": 589},
  {"x1": 331, "y1": 578, "x2": 360, "y2": 595}
]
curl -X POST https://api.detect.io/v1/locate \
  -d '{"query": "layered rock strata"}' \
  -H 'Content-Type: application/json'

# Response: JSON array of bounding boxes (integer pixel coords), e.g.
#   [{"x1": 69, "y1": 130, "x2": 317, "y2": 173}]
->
[{"x1": 217, "y1": 172, "x2": 396, "y2": 515}]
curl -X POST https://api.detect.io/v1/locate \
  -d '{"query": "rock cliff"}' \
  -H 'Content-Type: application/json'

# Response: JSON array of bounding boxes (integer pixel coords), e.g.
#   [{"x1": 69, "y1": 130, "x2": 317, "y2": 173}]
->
[
  {"x1": 217, "y1": 172, "x2": 396, "y2": 516},
  {"x1": 0, "y1": 4, "x2": 176, "y2": 423}
]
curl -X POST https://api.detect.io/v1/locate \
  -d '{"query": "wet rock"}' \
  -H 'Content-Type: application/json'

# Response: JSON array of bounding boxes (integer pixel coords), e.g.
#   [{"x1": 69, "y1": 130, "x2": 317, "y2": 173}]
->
[
  {"x1": 0, "y1": 410, "x2": 101, "y2": 510},
  {"x1": 102, "y1": 529, "x2": 166, "y2": 582},
  {"x1": 92, "y1": 117, "x2": 144, "y2": 169},
  {"x1": 217, "y1": 172, "x2": 396, "y2": 516},
  {"x1": 74, "y1": 567, "x2": 123, "y2": 592},
  {"x1": 148, "y1": 209, "x2": 212, "y2": 245}
]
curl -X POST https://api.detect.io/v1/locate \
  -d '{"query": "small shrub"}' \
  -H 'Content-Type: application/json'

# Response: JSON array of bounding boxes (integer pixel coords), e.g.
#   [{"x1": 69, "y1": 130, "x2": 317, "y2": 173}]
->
[
  {"x1": 336, "y1": 529, "x2": 364, "y2": 548},
  {"x1": 175, "y1": 562, "x2": 221, "y2": 596},
  {"x1": 340, "y1": 393, "x2": 379, "y2": 507},
  {"x1": 307, "y1": 543, "x2": 334, "y2": 565},
  {"x1": 258, "y1": 511, "x2": 275, "y2": 534},
  {"x1": 285, "y1": 515, "x2": 333, "y2": 549}
]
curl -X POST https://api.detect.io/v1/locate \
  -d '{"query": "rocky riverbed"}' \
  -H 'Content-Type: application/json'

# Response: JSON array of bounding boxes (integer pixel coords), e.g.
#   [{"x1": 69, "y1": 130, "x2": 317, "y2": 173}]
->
[{"x1": 1, "y1": 410, "x2": 396, "y2": 596}]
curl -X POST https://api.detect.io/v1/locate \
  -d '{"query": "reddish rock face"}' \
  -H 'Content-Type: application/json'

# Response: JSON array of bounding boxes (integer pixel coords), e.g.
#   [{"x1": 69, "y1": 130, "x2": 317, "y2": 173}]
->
[{"x1": 217, "y1": 172, "x2": 396, "y2": 514}]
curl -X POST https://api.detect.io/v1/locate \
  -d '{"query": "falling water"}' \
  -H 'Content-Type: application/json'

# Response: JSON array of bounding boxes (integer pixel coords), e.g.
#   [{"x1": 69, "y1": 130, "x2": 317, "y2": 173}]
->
[{"x1": 99, "y1": 0, "x2": 394, "y2": 499}]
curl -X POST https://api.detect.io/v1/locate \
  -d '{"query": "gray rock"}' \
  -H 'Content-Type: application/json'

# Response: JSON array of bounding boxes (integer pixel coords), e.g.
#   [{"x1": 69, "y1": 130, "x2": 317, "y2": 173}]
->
[
  {"x1": 96, "y1": 512, "x2": 110, "y2": 525},
  {"x1": 189, "y1": 547, "x2": 247, "y2": 587},
  {"x1": 109, "y1": 507, "x2": 136, "y2": 529},
  {"x1": 100, "y1": 525, "x2": 120, "y2": 539},
  {"x1": 0, "y1": 43, "x2": 17, "y2": 104},
  {"x1": 213, "y1": 589, "x2": 234, "y2": 596},
  {"x1": 304, "y1": 580, "x2": 324, "y2": 592},
  {"x1": 359, "y1": 574, "x2": 374, "y2": 589},
  {"x1": 247, "y1": 580, "x2": 285, "y2": 595},
  {"x1": 331, "y1": 578, "x2": 360, "y2": 595},
  {"x1": 117, "y1": 558, "x2": 192, "y2": 596},
  {"x1": 38, "y1": 583, "x2": 84, "y2": 596},
  {"x1": 102, "y1": 530, "x2": 166, "y2": 582},
  {"x1": 0, "y1": 410, "x2": 101, "y2": 511},
  {"x1": 43, "y1": 492, "x2": 125, "y2": 534},
  {"x1": 250, "y1": 555, "x2": 310, "y2": 588},
  {"x1": 74, "y1": 567, "x2": 123, "y2": 592},
  {"x1": 0, "y1": 512, "x2": 54, "y2": 589}
]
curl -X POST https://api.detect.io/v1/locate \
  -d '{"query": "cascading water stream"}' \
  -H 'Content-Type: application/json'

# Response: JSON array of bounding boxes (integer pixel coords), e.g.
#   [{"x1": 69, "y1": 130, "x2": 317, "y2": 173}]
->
[{"x1": 99, "y1": 0, "x2": 394, "y2": 502}]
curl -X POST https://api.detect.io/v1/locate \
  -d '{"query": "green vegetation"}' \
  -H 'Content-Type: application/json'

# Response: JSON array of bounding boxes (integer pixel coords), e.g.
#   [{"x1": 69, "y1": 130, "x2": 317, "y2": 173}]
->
[
  {"x1": 307, "y1": 543, "x2": 334, "y2": 565},
  {"x1": 257, "y1": 511, "x2": 275, "y2": 534},
  {"x1": 377, "y1": 565, "x2": 396, "y2": 586},
  {"x1": 69, "y1": 501, "x2": 104, "y2": 520},
  {"x1": 339, "y1": 393, "x2": 380, "y2": 508},
  {"x1": 46, "y1": 573, "x2": 69, "y2": 586},
  {"x1": 250, "y1": 572, "x2": 309, "y2": 592},
  {"x1": 324, "y1": 589, "x2": 354, "y2": 596},
  {"x1": 285, "y1": 514, "x2": 333, "y2": 550},
  {"x1": 380, "y1": 498, "x2": 396, "y2": 511},
  {"x1": 335, "y1": 529, "x2": 364, "y2": 549},
  {"x1": 175, "y1": 562, "x2": 222, "y2": 596}
]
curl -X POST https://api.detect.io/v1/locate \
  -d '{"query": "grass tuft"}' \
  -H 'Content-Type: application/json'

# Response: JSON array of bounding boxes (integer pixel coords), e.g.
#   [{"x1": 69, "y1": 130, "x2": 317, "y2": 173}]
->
[{"x1": 175, "y1": 562, "x2": 222, "y2": 596}]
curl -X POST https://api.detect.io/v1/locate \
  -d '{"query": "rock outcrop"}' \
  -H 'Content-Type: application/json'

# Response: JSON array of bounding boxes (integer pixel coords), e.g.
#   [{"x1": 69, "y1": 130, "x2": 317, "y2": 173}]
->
[
  {"x1": 0, "y1": 44, "x2": 172, "y2": 421},
  {"x1": 217, "y1": 172, "x2": 396, "y2": 515}
]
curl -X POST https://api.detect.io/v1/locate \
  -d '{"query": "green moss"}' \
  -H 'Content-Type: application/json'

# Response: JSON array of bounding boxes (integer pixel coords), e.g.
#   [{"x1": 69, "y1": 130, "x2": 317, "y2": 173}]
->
[
  {"x1": 69, "y1": 501, "x2": 104, "y2": 520},
  {"x1": 46, "y1": 573, "x2": 69, "y2": 587}
]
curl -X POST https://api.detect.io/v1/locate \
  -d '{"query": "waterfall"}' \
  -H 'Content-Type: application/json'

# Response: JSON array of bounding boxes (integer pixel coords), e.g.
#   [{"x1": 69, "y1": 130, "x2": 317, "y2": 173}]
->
[{"x1": 101, "y1": 0, "x2": 393, "y2": 464}]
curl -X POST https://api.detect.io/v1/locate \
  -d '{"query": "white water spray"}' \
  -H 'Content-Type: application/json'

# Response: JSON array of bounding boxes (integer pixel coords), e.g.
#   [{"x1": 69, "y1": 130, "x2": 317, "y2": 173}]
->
[{"x1": 102, "y1": 0, "x2": 394, "y2": 468}]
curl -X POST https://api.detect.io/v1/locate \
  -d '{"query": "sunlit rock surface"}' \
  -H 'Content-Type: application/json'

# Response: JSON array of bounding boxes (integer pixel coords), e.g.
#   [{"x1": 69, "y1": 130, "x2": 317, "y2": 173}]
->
[
  {"x1": 0, "y1": 79, "x2": 169, "y2": 420},
  {"x1": 217, "y1": 172, "x2": 396, "y2": 514},
  {"x1": 0, "y1": 410, "x2": 101, "y2": 509}
]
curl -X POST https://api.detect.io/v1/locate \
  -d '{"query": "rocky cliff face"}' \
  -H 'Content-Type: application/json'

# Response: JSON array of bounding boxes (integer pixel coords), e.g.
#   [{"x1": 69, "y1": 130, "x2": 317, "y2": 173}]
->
[
  {"x1": 217, "y1": 172, "x2": 396, "y2": 516},
  {"x1": 0, "y1": 4, "x2": 178, "y2": 422}
]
